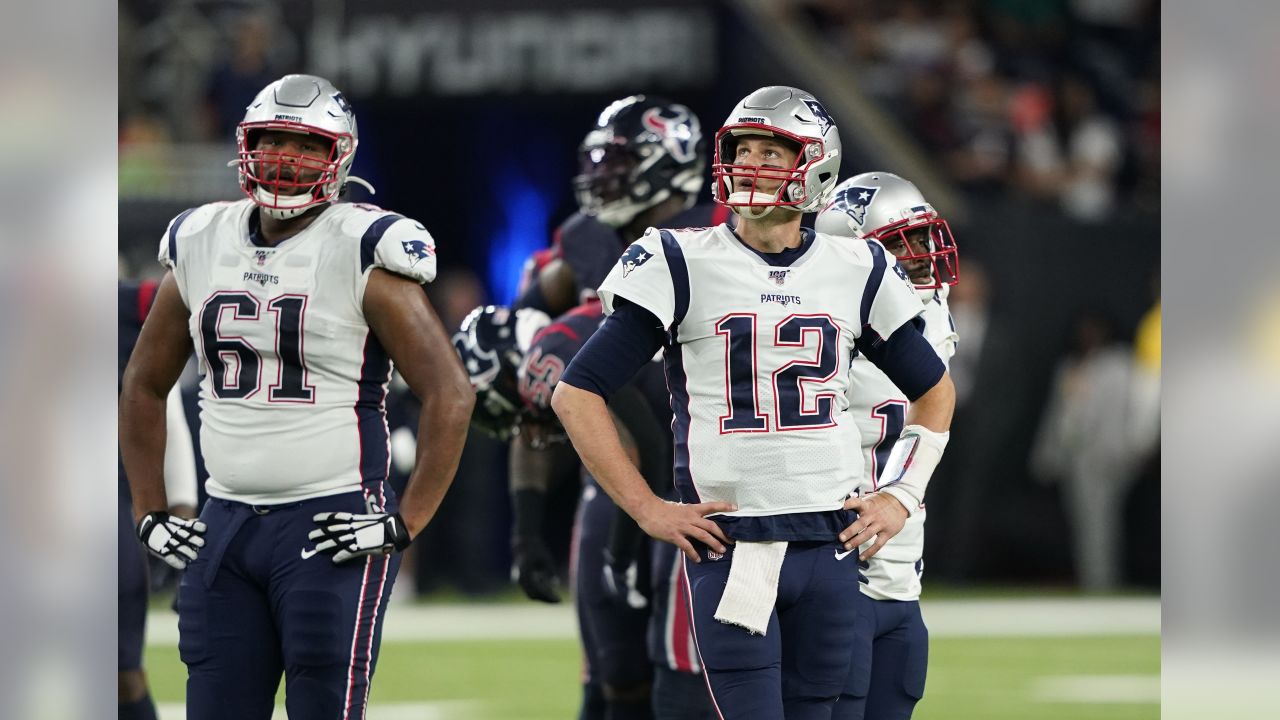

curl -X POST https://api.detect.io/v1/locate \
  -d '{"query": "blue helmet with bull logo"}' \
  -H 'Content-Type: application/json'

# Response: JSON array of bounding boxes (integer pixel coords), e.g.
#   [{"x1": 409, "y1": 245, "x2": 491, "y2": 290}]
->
[
  {"x1": 452, "y1": 305, "x2": 552, "y2": 441},
  {"x1": 573, "y1": 95, "x2": 707, "y2": 228}
]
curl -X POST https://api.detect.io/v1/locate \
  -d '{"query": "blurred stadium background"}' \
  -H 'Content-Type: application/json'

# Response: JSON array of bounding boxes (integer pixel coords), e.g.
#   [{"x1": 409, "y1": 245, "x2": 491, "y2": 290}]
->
[{"x1": 119, "y1": 0, "x2": 1160, "y2": 717}]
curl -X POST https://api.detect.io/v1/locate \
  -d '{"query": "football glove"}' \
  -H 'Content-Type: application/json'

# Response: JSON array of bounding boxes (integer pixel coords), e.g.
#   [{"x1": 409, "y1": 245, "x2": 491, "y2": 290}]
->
[
  {"x1": 601, "y1": 548, "x2": 649, "y2": 610},
  {"x1": 512, "y1": 536, "x2": 561, "y2": 604},
  {"x1": 309, "y1": 510, "x2": 412, "y2": 565},
  {"x1": 136, "y1": 511, "x2": 207, "y2": 571}
]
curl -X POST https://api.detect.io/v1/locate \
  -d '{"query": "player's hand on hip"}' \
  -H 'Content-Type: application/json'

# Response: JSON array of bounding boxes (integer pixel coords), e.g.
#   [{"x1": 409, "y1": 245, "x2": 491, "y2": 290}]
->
[
  {"x1": 636, "y1": 499, "x2": 736, "y2": 563},
  {"x1": 136, "y1": 511, "x2": 207, "y2": 571},
  {"x1": 512, "y1": 536, "x2": 561, "y2": 604},
  {"x1": 309, "y1": 510, "x2": 412, "y2": 564},
  {"x1": 840, "y1": 493, "x2": 910, "y2": 561}
]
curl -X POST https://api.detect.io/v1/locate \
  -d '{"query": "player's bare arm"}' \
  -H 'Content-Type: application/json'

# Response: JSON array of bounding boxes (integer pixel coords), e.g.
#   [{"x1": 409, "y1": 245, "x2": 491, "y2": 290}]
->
[
  {"x1": 509, "y1": 433, "x2": 575, "y2": 603},
  {"x1": 120, "y1": 271, "x2": 193, "y2": 523},
  {"x1": 552, "y1": 381, "x2": 734, "y2": 562},
  {"x1": 842, "y1": 370, "x2": 956, "y2": 560},
  {"x1": 120, "y1": 272, "x2": 208, "y2": 570},
  {"x1": 534, "y1": 258, "x2": 579, "y2": 316},
  {"x1": 364, "y1": 268, "x2": 474, "y2": 538},
  {"x1": 904, "y1": 369, "x2": 955, "y2": 433}
]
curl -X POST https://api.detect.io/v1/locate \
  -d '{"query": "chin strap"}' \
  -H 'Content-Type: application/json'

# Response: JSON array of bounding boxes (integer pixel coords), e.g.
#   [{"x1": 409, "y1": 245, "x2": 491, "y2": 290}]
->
[
  {"x1": 253, "y1": 186, "x2": 316, "y2": 220},
  {"x1": 730, "y1": 204, "x2": 775, "y2": 220}
]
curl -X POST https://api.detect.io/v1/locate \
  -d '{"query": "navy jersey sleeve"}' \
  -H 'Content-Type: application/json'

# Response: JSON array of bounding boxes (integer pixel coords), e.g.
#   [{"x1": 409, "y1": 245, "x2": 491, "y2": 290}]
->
[
  {"x1": 858, "y1": 321, "x2": 946, "y2": 401},
  {"x1": 559, "y1": 301, "x2": 665, "y2": 401}
]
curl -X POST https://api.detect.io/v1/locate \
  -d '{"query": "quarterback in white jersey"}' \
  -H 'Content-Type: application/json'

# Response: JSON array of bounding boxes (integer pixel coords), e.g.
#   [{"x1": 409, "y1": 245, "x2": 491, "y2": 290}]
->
[
  {"x1": 120, "y1": 74, "x2": 473, "y2": 720},
  {"x1": 553, "y1": 87, "x2": 956, "y2": 719},
  {"x1": 816, "y1": 171, "x2": 960, "y2": 720}
]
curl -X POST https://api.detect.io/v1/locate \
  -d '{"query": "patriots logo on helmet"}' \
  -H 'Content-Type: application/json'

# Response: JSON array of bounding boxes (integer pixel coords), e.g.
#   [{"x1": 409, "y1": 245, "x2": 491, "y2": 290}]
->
[
  {"x1": 401, "y1": 239, "x2": 434, "y2": 267},
  {"x1": 830, "y1": 186, "x2": 879, "y2": 229},
  {"x1": 641, "y1": 106, "x2": 699, "y2": 163},
  {"x1": 801, "y1": 99, "x2": 834, "y2": 137},
  {"x1": 619, "y1": 243, "x2": 654, "y2": 278}
]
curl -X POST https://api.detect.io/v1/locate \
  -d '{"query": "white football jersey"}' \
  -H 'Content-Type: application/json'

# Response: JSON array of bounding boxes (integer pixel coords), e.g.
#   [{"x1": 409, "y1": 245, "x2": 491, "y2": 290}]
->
[
  {"x1": 598, "y1": 224, "x2": 923, "y2": 517},
  {"x1": 159, "y1": 199, "x2": 437, "y2": 505},
  {"x1": 847, "y1": 284, "x2": 957, "y2": 600}
]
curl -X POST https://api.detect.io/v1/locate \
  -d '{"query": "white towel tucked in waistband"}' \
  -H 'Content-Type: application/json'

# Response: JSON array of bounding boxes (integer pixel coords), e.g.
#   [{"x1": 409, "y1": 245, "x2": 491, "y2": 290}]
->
[{"x1": 713, "y1": 540, "x2": 788, "y2": 635}]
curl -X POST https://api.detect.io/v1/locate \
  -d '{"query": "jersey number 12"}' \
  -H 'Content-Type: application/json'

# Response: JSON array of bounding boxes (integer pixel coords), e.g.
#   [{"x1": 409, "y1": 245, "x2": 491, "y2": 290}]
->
[{"x1": 716, "y1": 313, "x2": 840, "y2": 432}]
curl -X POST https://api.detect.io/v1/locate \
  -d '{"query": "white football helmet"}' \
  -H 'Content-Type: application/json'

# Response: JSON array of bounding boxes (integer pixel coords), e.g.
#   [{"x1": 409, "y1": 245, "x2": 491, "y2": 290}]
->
[
  {"x1": 815, "y1": 171, "x2": 959, "y2": 291},
  {"x1": 712, "y1": 86, "x2": 842, "y2": 219},
  {"x1": 231, "y1": 74, "x2": 375, "y2": 220}
]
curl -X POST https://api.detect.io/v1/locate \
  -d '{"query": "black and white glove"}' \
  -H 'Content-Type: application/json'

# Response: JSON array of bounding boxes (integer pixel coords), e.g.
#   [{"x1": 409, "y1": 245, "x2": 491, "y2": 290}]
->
[
  {"x1": 602, "y1": 548, "x2": 649, "y2": 610},
  {"x1": 512, "y1": 536, "x2": 561, "y2": 604},
  {"x1": 136, "y1": 511, "x2": 207, "y2": 571},
  {"x1": 309, "y1": 510, "x2": 412, "y2": 564}
]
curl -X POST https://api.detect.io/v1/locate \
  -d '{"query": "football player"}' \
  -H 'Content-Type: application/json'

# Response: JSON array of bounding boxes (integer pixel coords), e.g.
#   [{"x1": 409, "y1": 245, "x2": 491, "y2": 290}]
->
[
  {"x1": 816, "y1": 172, "x2": 960, "y2": 720},
  {"x1": 118, "y1": 278, "x2": 199, "y2": 720},
  {"x1": 552, "y1": 87, "x2": 956, "y2": 719},
  {"x1": 515, "y1": 95, "x2": 732, "y2": 316},
  {"x1": 456, "y1": 299, "x2": 715, "y2": 720},
  {"x1": 511, "y1": 95, "x2": 728, "y2": 720},
  {"x1": 119, "y1": 74, "x2": 474, "y2": 719}
]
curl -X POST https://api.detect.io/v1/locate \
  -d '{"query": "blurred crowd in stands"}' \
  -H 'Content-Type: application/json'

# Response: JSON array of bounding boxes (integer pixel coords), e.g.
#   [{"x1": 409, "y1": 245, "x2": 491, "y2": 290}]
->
[{"x1": 793, "y1": 0, "x2": 1159, "y2": 222}]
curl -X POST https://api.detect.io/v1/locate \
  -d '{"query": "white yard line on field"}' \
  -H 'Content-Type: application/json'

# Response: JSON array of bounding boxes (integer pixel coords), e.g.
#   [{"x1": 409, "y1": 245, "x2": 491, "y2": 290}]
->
[
  {"x1": 1031, "y1": 674, "x2": 1161, "y2": 703},
  {"x1": 146, "y1": 596, "x2": 1158, "y2": 647},
  {"x1": 920, "y1": 597, "x2": 1161, "y2": 637}
]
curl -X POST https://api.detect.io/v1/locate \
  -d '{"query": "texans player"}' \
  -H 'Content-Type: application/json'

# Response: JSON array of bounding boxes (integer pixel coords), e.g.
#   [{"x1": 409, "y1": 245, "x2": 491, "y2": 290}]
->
[
  {"x1": 515, "y1": 95, "x2": 731, "y2": 316},
  {"x1": 508, "y1": 95, "x2": 727, "y2": 719}
]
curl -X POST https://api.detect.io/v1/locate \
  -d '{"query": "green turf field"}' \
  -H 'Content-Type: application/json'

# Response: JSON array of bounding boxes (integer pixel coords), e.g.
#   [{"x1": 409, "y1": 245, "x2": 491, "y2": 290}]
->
[{"x1": 145, "y1": 633, "x2": 1158, "y2": 719}]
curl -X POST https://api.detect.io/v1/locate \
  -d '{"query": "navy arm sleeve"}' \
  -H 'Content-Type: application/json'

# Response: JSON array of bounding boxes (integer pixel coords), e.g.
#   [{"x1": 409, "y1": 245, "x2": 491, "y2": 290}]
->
[
  {"x1": 856, "y1": 319, "x2": 946, "y2": 401},
  {"x1": 559, "y1": 300, "x2": 665, "y2": 401}
]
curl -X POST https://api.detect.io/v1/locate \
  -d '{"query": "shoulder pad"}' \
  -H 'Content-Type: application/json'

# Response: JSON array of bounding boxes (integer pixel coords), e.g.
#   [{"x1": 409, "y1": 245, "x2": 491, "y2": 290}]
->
[
  {"x1": 344, "y1": 206, "x2": 437, "y2": 284},
  {"x1": 158, "y1": 202, "x2": 230, "y2": 268}
]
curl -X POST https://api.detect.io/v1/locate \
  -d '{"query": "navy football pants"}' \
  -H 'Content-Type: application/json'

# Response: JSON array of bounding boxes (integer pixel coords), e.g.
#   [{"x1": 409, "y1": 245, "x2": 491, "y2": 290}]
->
[
  {"x1": 119, "y1": 499, "x2": 149, "y2": 672},
  {"x1": 177, "y1": 491, "x2": 399, "y2": 720},
  {"x1": 685, "y1": 540, "x2": 863, "y2": 720},
  {"x1": 574, "y1": 479, "x2": 654, "y2": 707},
  {"x1": 832, "y1": 595, "x2": 928, "y2": 720},
  {"x1": 649, "y1": 540, "x2": 715, "y2": 720}
]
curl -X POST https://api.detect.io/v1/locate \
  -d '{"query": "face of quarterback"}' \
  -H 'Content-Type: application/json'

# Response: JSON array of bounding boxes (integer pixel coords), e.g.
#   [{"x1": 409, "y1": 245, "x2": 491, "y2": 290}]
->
[
  {"x1": 253, "y1": 129, "x2": 334, "y2": 196},
  {"x1": 881, "y1": 225, "x2": 936, "y2": 284},
  {"x1": 730, "y1": 136, "x2": 800, "y2": 198}
]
